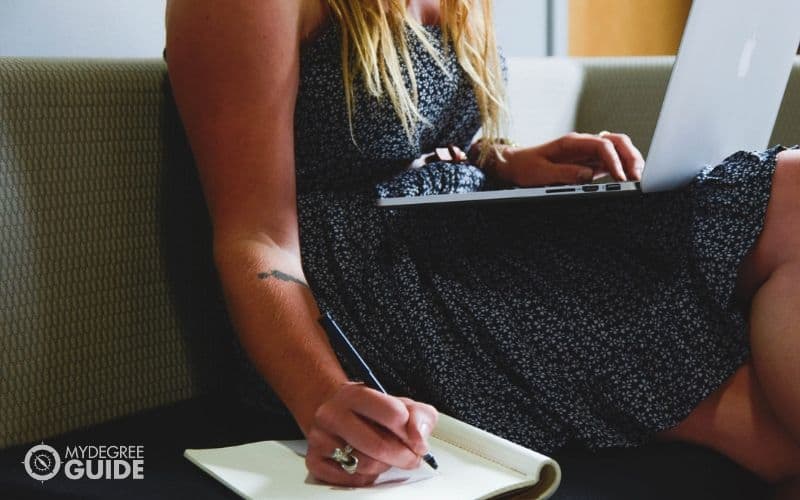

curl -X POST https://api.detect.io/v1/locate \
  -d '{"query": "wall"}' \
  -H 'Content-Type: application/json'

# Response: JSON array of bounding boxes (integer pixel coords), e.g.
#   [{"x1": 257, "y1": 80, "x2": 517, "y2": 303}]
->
[
  {"x1": 0, "y1": 0, "x2": 555, "y2": 59},
  {"x1": 493, "y1": 0, "x2": 549, "y2": 57},
  {"x1": 569, "y1": 0, "x2": 692, "y2": 56},
  {"x1": 0, "y1": 0, "x2": 166, "y2": 58}
]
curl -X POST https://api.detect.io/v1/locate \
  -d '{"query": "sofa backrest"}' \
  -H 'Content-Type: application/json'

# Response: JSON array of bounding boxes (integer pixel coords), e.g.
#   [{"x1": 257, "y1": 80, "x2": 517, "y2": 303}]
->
[
  {"x1": 508, "y1": 56, "x2": 800, "y2": 154},
  {"x1": 0, "y1": 58, "x2": 238, "y2": 449},
  {"x1": 1, "y1": 56, "x2": 799, "y2": 449}
]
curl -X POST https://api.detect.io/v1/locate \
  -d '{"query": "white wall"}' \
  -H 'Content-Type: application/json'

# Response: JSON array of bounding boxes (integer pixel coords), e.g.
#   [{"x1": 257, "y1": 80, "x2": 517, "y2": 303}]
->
[
  {"x1": 0, "y1": 0, "x2": 558, "y2": 59},
  {"x1": 493, "y1": 0, "x2": 549, "y2": 57},
  {"x1": 0, "y1": 0, "x2": 166, "y2": 58}
]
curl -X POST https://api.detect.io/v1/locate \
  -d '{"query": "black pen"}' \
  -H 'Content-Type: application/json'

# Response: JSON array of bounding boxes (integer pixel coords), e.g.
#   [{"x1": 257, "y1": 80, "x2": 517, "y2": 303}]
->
[{"x1": 318, "y1": 311, "x2": 439, "y2": 471}]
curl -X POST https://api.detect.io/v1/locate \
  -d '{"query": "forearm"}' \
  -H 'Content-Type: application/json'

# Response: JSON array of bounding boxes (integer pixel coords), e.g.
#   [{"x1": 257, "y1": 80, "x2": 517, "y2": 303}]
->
[{"x1": 215, "y1": 239, "x2": 349, "y2": 435}]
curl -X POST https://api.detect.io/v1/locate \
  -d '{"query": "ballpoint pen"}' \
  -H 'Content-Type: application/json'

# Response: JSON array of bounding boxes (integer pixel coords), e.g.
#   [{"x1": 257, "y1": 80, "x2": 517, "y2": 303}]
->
[{"x1": 318, "y1": 311, "x2": 439, "y2": 470}]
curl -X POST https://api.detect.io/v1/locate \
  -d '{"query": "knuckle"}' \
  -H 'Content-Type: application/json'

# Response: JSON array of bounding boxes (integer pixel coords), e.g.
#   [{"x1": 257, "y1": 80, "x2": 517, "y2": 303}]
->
[
  {"x1": 385, "y1": 406, "x2": 409, "y2": 430},
  {"x1": 383, "y1": 413, "x2": 408, "y2": 429},
  {"x1": 414, "y1": 401, "x2": 435, "y2": 418},
  {"x1": 560, "y1": 134, "x2": 576, "y2": 147},
  {"x1": 340, "y1": 381, "x2": 361, "y2": 398},
  {"x1": 315, "y1": 404, "x2": 337, "y2": 430},
  {"x1": 427, "y1": 406, "x2": 439, "y2": 425},
  {"x1": 600, "y1": 138, "x2": 615, "y2": 150},
  {"x1": 306, "y1": 427, "x2": 323, "y2": 446}
]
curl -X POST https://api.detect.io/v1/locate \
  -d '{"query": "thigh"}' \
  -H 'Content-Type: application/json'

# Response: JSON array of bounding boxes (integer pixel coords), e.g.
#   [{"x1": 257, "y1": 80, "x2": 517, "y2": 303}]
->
[
  {"x1": 656, "y1": 362, "x2": 800, "y2": 483},
  {"x1": 737, "y1": 149, "x2": 800, "y2": 301}
]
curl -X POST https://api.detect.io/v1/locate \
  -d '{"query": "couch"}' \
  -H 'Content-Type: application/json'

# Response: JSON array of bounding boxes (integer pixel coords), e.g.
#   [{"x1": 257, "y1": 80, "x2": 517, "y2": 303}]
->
[{"x1": 2, "y1": 55, "x2": 798, "y2": 499}]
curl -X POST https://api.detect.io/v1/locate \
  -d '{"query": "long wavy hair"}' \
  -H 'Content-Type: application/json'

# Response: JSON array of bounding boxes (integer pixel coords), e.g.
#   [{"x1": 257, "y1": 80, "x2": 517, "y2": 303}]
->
[{"x1": 325, "y1": 0, "x2": 507, "y2": 160}]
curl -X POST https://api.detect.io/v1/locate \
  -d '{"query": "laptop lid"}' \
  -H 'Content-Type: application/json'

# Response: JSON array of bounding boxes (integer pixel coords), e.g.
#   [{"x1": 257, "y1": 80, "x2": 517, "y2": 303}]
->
[{"x1": 641, "y1": 0, "x2": 800, "y2": 193}]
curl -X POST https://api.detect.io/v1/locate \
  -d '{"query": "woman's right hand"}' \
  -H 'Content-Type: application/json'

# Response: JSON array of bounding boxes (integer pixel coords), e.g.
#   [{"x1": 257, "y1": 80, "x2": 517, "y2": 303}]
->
[
  {"x1": 304, "y1": 382, "x2": 439, "y2": 487},
  {"x1": 491, "y1": 132, "x2": 645, "y2": 187}
]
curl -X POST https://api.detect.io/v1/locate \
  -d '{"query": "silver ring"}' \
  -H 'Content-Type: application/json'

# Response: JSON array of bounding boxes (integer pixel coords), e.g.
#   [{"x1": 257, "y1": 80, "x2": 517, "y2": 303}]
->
[{"x1": 331, "y1": 445, "x2": 359, "y2": 474}]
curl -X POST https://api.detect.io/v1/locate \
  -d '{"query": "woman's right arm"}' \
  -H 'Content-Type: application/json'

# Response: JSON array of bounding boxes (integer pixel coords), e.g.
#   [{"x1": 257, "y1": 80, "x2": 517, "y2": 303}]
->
[{"x1": 165, "y1": 0, "x2": 436, "y2": 485}]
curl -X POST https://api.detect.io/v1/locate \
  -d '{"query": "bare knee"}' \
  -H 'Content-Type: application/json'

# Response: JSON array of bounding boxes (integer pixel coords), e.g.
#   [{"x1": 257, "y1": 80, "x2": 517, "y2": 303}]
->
[
  {"x1": 737, "y1": 150, "x2": 800, "y2": 296},
  {"x1": 760, "y1": 262, "x2": 800, "y2": 296},
  {"x1": 773, "y1": 150, "x2": 800, "y2": 213},
  {"x1": 777, "y1": 149, "x2": 800, "y2": 169},
  {"x1": 657, "y1": 364, "x2": 800, "y2": 483}
]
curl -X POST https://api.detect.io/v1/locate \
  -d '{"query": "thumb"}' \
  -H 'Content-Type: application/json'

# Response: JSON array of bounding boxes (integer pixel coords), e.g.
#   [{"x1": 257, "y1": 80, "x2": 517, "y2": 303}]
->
[{"x1": 545, "y1": 162, "x2": 594, "y2": 185}]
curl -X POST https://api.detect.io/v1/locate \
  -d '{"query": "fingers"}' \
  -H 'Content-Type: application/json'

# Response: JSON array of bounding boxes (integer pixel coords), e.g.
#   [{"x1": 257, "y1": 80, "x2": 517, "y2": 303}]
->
[
  {"x1": 598, "y1": 131, "x2": 644, "y2": 180},
  {"x1": 306, "y1": 427, "x2": 390, "y2": 486},
  {"x1": 305, "y1": 442, "x2": 379, "y2": 488},
  {"x1": 398, "y1": 398, "x2": 438, "y2": 456},
  {"x1": 500, "y1": 131, "x2": 643, "y2": 187},
  {"x1": 424, "y1": 145, "x2": 467, "y2": 164},
  {"x1": 341, "y1": 385, "x2": 411, "y2": 441},
  {"x1": 315, "y1": 385, "x2": 423, "y2": 470},
  {"x1": 553, "y1": 132, "x2": 627, "y2": 181},
  {"x1": 547, "y1": 162, "x2": 595, "y2": 185},
  {"x1": 316, "y1": 405, "x2": 422, "y2": 470},
  {"x1": 511, "y1": 158, "x2": 594, "y2": 186},
  {"x1": 306, "y1": 455, "x2": 378, "y2": 487},
  {"x1": 305, "y1": 383, "x2": 442, "y2": 488}
]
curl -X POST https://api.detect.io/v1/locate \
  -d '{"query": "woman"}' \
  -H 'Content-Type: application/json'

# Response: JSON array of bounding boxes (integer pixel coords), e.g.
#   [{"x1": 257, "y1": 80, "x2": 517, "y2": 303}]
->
[{"x1": 165, "y1": 0, "x2": 800, "y2": 495}]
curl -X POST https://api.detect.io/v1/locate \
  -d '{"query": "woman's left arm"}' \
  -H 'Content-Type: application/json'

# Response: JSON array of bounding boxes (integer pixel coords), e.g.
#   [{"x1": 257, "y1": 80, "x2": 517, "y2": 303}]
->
[{"x1": 473, "y1": 132, "x2": 645, "y2": 187}]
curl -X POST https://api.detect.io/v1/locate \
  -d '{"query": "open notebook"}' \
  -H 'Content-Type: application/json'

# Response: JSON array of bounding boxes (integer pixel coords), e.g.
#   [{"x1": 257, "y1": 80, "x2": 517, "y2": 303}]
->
[{"x1": 184, "y1": 413, "x2": 561, "y2": 499}]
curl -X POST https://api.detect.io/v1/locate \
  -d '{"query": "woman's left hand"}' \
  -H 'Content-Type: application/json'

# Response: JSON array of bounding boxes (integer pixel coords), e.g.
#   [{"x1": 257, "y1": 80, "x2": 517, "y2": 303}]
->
[{"x1": 493, "y1": 132, "x2": 645, "y2": 187}]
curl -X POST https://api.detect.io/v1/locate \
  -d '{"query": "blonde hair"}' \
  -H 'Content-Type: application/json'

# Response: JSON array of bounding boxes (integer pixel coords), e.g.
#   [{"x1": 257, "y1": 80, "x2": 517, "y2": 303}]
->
[{"x1": 325, "y1": 0, "x2": 507, "y2": 162}]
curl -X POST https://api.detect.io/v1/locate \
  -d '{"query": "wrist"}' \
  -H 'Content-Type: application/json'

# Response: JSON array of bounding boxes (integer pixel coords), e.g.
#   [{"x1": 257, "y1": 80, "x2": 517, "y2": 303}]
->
[
  {"x1": 289, "y1": 373, "x2": 350, "y2": 436},
  {"x1": 468, "y1": 138, "x2": 518, "y2": 179}
]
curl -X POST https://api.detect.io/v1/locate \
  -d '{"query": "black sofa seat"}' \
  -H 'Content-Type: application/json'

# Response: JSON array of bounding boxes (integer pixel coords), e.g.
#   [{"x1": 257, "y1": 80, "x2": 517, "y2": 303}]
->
[{"x1": 0, "y1": 396, "x2": 768, "y2": 499}]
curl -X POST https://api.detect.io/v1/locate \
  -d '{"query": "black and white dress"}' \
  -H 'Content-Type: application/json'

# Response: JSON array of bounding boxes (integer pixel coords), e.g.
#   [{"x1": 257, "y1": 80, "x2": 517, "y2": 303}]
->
[{"x1": 236, "y1": 22, "x2": 794, "y2": 454}]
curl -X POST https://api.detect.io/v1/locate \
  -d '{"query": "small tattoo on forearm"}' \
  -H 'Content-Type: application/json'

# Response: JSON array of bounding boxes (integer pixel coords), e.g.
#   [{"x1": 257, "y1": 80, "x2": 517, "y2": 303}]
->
[{"x1": 258, "y1": 270, "x2": 310, "y2": 289}]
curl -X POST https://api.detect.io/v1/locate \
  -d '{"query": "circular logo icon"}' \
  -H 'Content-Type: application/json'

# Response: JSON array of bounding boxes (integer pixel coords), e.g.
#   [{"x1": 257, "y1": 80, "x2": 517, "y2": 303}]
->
[{"x1": 23, "y1": 443, "x2": 61, "y2": 482}]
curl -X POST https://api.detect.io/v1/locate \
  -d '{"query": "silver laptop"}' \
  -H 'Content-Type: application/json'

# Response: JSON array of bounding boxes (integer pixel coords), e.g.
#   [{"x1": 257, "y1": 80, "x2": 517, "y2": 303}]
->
[{"x1": 377, "y1": 0, "x2": 800, "y2": 208}]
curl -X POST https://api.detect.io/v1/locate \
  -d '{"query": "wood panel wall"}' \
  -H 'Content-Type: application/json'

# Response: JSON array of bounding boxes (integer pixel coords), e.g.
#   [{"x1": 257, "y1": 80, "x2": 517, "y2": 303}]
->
[{"x1": 569, "y1": 0, "x2": 692, "y2": 56}]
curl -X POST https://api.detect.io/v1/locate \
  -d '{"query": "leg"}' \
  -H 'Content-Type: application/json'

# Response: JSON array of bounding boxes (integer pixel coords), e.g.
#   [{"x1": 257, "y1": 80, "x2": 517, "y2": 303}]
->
[
  {"x1": 737, "y1": 149, "x2": 800, "y2": 441},
  {"x1": 658, "y1": 151, "x2": 800, "y2": 494},
  {"x1": 657, "y1": 362, "x2": 800, "y2": 484}
]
